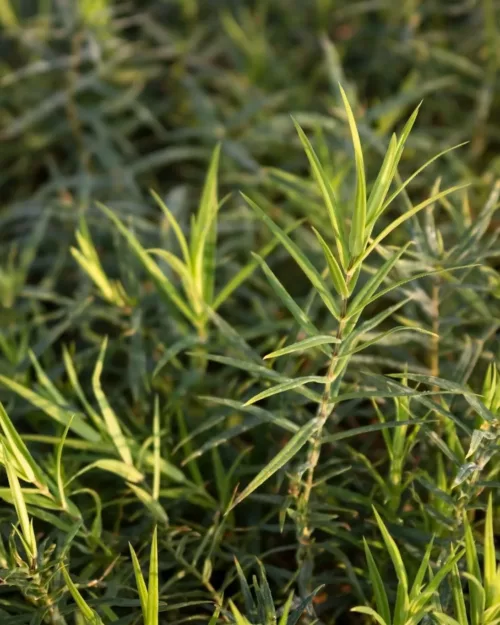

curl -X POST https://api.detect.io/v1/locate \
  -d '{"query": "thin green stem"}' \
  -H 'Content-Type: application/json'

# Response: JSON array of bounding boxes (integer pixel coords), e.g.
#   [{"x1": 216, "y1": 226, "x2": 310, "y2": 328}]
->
[{"x1": 295, "y1": 268, "x2": 354, "y2": 594}]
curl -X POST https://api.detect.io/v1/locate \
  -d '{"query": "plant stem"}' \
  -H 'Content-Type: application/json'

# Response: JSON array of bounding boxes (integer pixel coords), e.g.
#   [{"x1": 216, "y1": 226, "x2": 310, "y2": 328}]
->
[
  {"x1": 296, "y1": 272, "x2": 353, "y2": 594},
  {"x1": 430, "y1": 280, "x2": 440, "y2": 389}
]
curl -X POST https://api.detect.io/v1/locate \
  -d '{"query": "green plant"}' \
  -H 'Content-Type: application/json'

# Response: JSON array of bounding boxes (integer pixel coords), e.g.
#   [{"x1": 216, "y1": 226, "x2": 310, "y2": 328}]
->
[
  {"x1": 433, "y1": 496, "x2": 500, "y2": 625},
  {"x1": 1, "y1": 2, "x2": 500, "y2": 624}
]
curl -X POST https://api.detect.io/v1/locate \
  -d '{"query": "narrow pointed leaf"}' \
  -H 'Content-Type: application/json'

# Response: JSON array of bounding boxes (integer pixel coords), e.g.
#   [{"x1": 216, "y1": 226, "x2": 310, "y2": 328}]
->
[
  {"x1": 347, "y1": 263, "x2": 475, "y2": 320},
  {"x1": 464, "y1": 513, "x2": 483, "y2": 625},
  {"x1": 293, "y1": 119, "x2": 347, "y2": 265},
  {"x1": 278, "y1": 591, "x2": 295, "y2": 625},
  {"x1": 381, "y1": 143, "x2": 468, "y2": 217},
  {"x1": 312, "y1": 227, "x2": 349, "y2": 297},
  {"x1": 234, "y1": 557, "x2": 255, "y2": 617},
  {"x1": 354, "y1": 184, "x2": 469, "y2": 270},
  {"x1": 228, "y1": 418, "x2": 319, "y2": 510},
  {"x1": 264, "y1": 335, "x2": 340, "y2": 360},
  {"x1": 151, "y1": 189, "x2": 191, "y2": 267},
  {"x1": 213, "y1": 220, "x2": 302, "y2": 310},
  {"x1": 4, "y1": 444, "x2": 35, "y2": 559},
  {"x1": 450, "y1": 564, "x2": 468, "y2": 625},
  {"x1": 92, "y1": 337, "x2": 133, "y2": 466},
  {"x1": 251, "y1": 253, "x2": 323, "y2": 341},
  {"x1": 191, "y1": 144, "x2": 221, "y2": 305},
  {"x1": 61, "y1": 565, "x2": 104, "y2": 625},
  {"x1": 485, "y1": 493, "x2": 496, "y2": 608},
  {"x1": 287, "y1": 586, "x2": 325, "y2": 625},
  {"x1": 147, "y1": 526, "x2": 159, "y2": 625},
  {"x1": 129, "y1": 485, "x2": 168, "y2": 525},
  {"x1": 366, "y1": 134, "x2": 398, "y2": 221},
  {"x1": 351, "y1": 607, "x2": 388, "y2": 625},
  {"x1": 339, "y1": 83, "x2": 367, "y2": 256},
  {"x1": 0, "y1": 402, "x2": 46, "y2": 488},
  {"x1": 372, "y1": 507, "x2": 408, "y2": 589},
  {"x1": 244, "y1": 376, "x2": 326, "y2": 407},
  {"x1": 410, "y1": 536, "x2": 435, "y2": 600},
  {"x1": 130, "y1": 544, "x2": 148, "y2": 620},
  {"x1": 97, "y1": 202, "x2": 195, "y2": 323},
  {"x1": 348, "y1": 243, "x2": 411, "y2": 315},
  {"x1": 0, "y1": 375, "x2": 99, "y2": 443},
  {"x1": 363, "y1": 538, "x2": 391, "y2": 625},
  {"x1": 341, "y1": 327, "x2": 436, "y2": 358},
  {"x1": 243, "y1": 194, "x2": 340, "y2": 319}
]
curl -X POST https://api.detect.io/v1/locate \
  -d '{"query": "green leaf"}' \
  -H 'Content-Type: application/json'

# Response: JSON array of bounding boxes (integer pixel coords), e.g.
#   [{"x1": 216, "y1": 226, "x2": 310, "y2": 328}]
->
[
  {"x1": 130, "y1": 543, "x2": 148, "y2": 621},
  {"x1": 97, "y1": 202, "x2": 195, "y2": 323},
  {"x1": 152, "y1": 397, "x2": 161, "y2": 501},
  {"x1": 151, "y1": 189, "x2": 191, "y2": 267},
  {"x1": 364, "y1": 538, "x2": 391, "y2": 625},
  {"x1": 244, "y1": 376, "x2": 326, "y2": 407},
  {"x1": 229, "y1": 600, "x2": 253, "y2": 625},
  {"x1": 278, "y1": 591, "x2": 295, "y2": 625},
  {"x1": 56, "y1": 417, "x2": 72, "y2": 511},
  {"x1": 62, "y1": 346, "x2": 103, "y2": 430},
  {"x1": 348, "y1": 243, "x2": 411, "y2": 316},
  {"x1": 372, "y1": 507, "x2": 408, "y2": 590},
  {"x1": 346, "y1": 263, "x2": 475, "y2": 320},
  {"x1": 92, "y1": 338, "x2": 133, "y2": 466},
  {"x1": 293, "y1": 119, "x2": 347, "y2": 265},
  {"x1": 409, "y1": 536, "x2": 435, "y2": 601},
  {"x1": 450, "y1": 563, "x2": 468, "y2": 625},
  {"x1": 3, "y1": 444, "x2": 36, "y2": 561},
  {"x1": 148, "y1": 249, "x2": 191, "y2": 284},
  {"x1": 0, "y1": 487, "x2": 61, "y2": 511},
  {"x1": 28, "y1": 349, "x2": 66, "y2": 405},
  {"x1": 0, "y1": 401, "x2": 47, "y2": 488},
  {"x1": 213, "y1": 220, "x2": 302, "y2": 310},
  {"x1": 485, "y1": 493, "x2": 496, "y2": 608},
  {"x1": 62, "y1": 565, "x2": 104, "y2": 624},
  {"x1": 258, "y1": 561, "x2": 276, "y2": 625},
  {"x1": 391, "y1": 372, "x2": 495, "y2": 424},
  {"x1": 366, "y1": 134, "x2": 398, "y2": 222},
  {"x1": 199, "y1": 397, "x2": 299, "y2": 433},
  {"x1": 322, "y1": 419, "x2": 422, "y2": 444},
  {"x1": 464, "y1": 513, "x2": 484, "y2": 625},
  {"x1": 129, "y1": 484, "x2": 168, "y2": 525},
  {"x1": 0, "y1": 375, "x2": 99, "y2": 443},
  {"x1": 311, "y1": 227, "x2": 349, "y2": 297},
  {"x1": 412, "y1": 548, "x2": 465, "y2": 612},
  {"x1": 380, "y1": 142, "x2": 468, "y2": 218},
  {"x1": 340, "y1": 326, "x2": 436, "y2": 358},
  {"x1": 234, "y1": 557, "x2": 255, "y2": 617},
  {"x1": 351, "y1": 606, "x2": 389, "y2": 625},
  {"x1": 367, "y1": 103, "x2": 421, "y2": 226},
  {"x1": 433, "y1": 613, "x2": 462, "y2": 625},
  {"x1": 251, "y1": 253, "x2": 323, "y2": 341},
  {"x1": 353, "y1": 184, "x2": 469, "y2": 270},
  {"x1": 287, "y1": 586, "x2": 325, "y2": 625},
  {"x1": 190, "y1": 144, "x2": 221, "y2": 306},
  {"x1": 243, "y1": 195, "x2": 340, "y2": 320},
  {"x1": 339, "y1": 83, "x2": 367, "y2": 257},
  {"x1": 147, "y1": 526, "x2": 159, "y2": 625},
  {"x1": 68, "y1": 459, "x2": 144, "y2": 485},
  {"x1": 153, "y1": 335, "x2": 202, "y2": 378},
  {"x1": 208, "y1": 605, "x2": 221, "y2": 625},
  {"x1": 264, "y1": 335, "x2": 340, "y2": 360},
  {"x1": 228, "y1": 418, "x2": 319, "y2": 511},
  {"x1": 198, "y1": 354, "x2": 321, "y2": 404}
]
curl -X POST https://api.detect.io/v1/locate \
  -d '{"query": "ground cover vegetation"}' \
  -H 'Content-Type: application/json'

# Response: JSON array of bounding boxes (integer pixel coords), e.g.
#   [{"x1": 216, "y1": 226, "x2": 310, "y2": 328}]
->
[{"x1": 2, "y1": 1, "x2": 500, "y2": 624}]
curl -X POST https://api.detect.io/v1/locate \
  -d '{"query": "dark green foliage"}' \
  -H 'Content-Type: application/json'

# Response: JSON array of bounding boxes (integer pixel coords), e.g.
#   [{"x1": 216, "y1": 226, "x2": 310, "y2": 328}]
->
[{"x1": 1, "y1": 1, "x2": 500, "y2": 624}]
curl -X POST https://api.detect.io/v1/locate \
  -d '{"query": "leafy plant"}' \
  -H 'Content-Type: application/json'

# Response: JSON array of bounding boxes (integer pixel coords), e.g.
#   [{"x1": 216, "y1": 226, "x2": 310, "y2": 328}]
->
[{"x1": 1, "y1": 2, "x2": 500, "y2": 624}]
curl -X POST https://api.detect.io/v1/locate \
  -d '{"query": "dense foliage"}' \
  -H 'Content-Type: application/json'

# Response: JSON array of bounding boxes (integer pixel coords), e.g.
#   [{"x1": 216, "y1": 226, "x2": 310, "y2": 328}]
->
[{"x1": 1, "y1": 2, "x2": 500, "y2": 624}]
